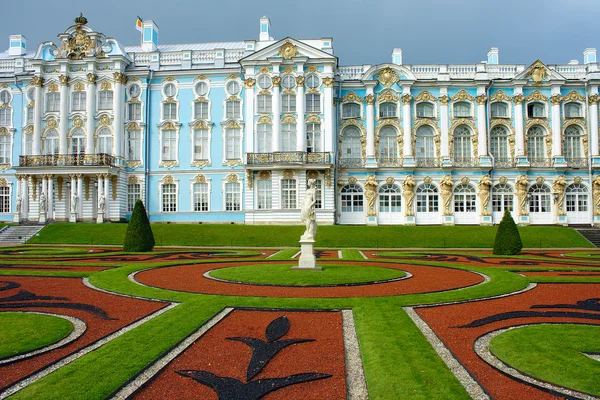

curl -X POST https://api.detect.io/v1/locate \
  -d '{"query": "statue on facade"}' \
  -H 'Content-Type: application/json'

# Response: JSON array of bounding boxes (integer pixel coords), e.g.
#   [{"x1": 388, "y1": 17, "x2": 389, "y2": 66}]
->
[
  {"x1": 71, "y1": 195, "x2": 79, "y2": 214},
  {"x1": 16, "y1": 196, "x2": 22, "y2": 213},
  {"x1": 477, "y1": 175, "x2": 493, "y2": 216},
  {"x1": 39, "y1": 192, "x2": 47, "y2": 216},
  {"x1": 515, "y1": 175, "x2": 529, "y2": 216},
  {"x1": 552, "y1": 175, "x2": 567, "y2": 216},
  {"x1": 300, "y1": 179, "x2": 317, "y2": 240},
  {"x1": 440, "y1": 175, "x2": 454, "y2": 216},
  {"x1": 98, "y1": 194, "x2": 106, "y2": 214},
  {"x1": 364, "y1": 175, "x2": 378, "y2": 217},
  {"x1": 593, "y1": 176, "x2": 600, "y2": 216},
  {"x1": 402, "y1": 175, "x2": 416, "y2": 217}
]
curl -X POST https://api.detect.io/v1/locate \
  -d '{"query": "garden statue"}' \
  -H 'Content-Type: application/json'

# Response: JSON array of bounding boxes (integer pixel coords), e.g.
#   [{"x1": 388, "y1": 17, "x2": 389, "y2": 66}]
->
[
  {"x1": 39, "y1": 192, "x2": 47, "y2": 216},
  {"x1": 364, "y1": 175, "x2": 378, "y2": 217},
  {"x1": 16, "y1": 196, "x2": 22, "y2": 213},
  {"x1": 440, "y1": 175, "x2": 454, "y2": 216},
  {"x1": 402, "y1": 175, "x2": 416, "y2": 217},
  {"x1": 593, "y1": 175, "x2": 600, "y2": 216},
  {"x1": 515, "y1": 175, "x2": 529, "y2": 216},
  {"x1": 552, "y1": 175, "x2": 567, "y2": 216},
  {"x1": 71, "y1": 194, "x2": 79, "y2": 214},
  {"x1": 98, "y1": 194, "x2": 106, "y2": 215},
  {"x1": 477, "y1": 175, "x2": 493, "y2": 216},
  {"x1": 300, "y1": 179, "x2": 317, "y2": 240}
]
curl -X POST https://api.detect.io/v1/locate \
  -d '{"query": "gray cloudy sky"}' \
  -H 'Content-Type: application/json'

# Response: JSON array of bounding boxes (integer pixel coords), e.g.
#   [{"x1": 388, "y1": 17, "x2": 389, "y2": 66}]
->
[{"x1": 4, "y1": 0, "x2": 600, "y2": 66}]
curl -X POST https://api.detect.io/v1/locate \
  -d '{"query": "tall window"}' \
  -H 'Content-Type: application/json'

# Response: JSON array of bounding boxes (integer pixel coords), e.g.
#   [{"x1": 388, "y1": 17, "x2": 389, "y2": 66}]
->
[
  {"x1": 226, "y1": 100, "x2": 241, "y2": 119},
  {"x1": 281, "y1": 94, "x2": 296, "y2": 113},
  {"x1": 225, "y1": 128, "x2": 241, "y2": 159},
  {"x1": 306, "y1": 122, "x2": 321, "y2": 152},
  {"x1": 491, "y1": 102, "x2": 508, "y2": 118},
  {"x1": 225, "y1": 182, "x2": 241, "y2": 211},
  {"x1": 379, "y1": 184, "x2": 401, "y2": 213},
  {"x1": 98, "y1": 90, "x2": 113, "y2": 110},
  {"x1": 490, "y1": 126, "x2": 510, "y2": 160},
  {"x1": 453, "y1": 184, "x2": 476, "y2": 213},
  {"x1": 44, "y1": 130, "x2": 59, "y2": 155},
  {"x1": 527, "y1": 126, "x2": 546, "y2": 161},
  {"x1": 0, "y1": 187, "x2": 10, "y2": 213},
  {"x1": 24, "y1": 134, "x2": 33, "y2": 156},
  {"x1": 341, "y1": 184, "x2": 363, "y2": 212},
  {"x1": 281, "y1": 179, "x2": 297, "y2": 209},
  {"x1": 97, "y1": 127, "x2": 112, "y2": 154},
  {"x1": 0, "y1": 135, "x2": 10, "y2": 164},
  {"x1": 379, "y1": 103, "x2": 396, "y2": 118},
  {"x1": 194, "y1": 101, "x2": 209, "y2": 120},
  {"x1": 45, "y1": 92, "x2": 60, "y2": 112},
  {"x1": 127, "y1": 184, "x2": 141, "y2": 212},
  {"x1": 128, "y1": 103, "x2": 142, "y2": 121},
  {"x1": 416, "y1": 103, "x2": 434, "y2": 118},
  {"x1": 193, "y1": 128, "x2": 209, "y2": 160},
  {"x1": 256, "y1": 179, "x2": 272, "y2": 210},
  {"x1": 26, "y1": 106, "x2": 34, "y2": 124},
  {"x1": 257, "y1": 95, "x2": 272, "y2": 113},
  {"x1": 127, "y1": 130, "x2": 141, "y2": 161},
  {"x1": 0, "y1": 108, "x2": 10, "y2": 126},
  {"x1": 256, "y1": 123, "x2": 272, "y2": 153},
  {"x1": 416, "y1": 184, "x2": 439, "y2": 213},
  {"x1": 453, "y1": 125, "x2": 472, "y2": 162},
  {"x1": 343, "y1": 103, "x2": 361, "y2": 118},
  {"x1": 566, "y1": 184, "x2": 588, "y2": 213},
  {"x1": 161, "y1": 183, "x2": 177, "y2": 212},
  {"x1": 193, "y1": 183, "x2": 209, "y2": 212},
  {"x1": 314, "y1": 179, "x2": 323, "y2": 209},
  {"x1": 342, "y1": 126, "x2": 361, "y2": 159},
  {"x1": 415, "y1": 125, "x2": 435, "y2": 160},
  {"x1": 161, "y1": 130, "x2": 177, "y2": 161},
  {"x1": 527, "y1": 102, "x2": 546, "y2": 118},
  {"x1": 70, "y1": 128, "x2": 85, "y2": 155},
  {"x1": 281, "y1": 122, "x2": 296, "y2": 151},
  {"x1": 71, "y1": 91, "x2": 86, "y2": 111},
  {"x1": 306, "y1": 94, "x2": 320, "y2": 113},
  {"x1": 453, "y1": 102, "x2": 471, "y2": 117},
  {"x1": 163, "y1": 102, "x2": 177, "y2": 120},
  {"x1": 379, "y1": 126, "x2": 398, "y2": 159},
  {"x1": 563, "y1": 125, "x2": 583, "y2": 161},
  {"x1": 492, "y1": 183, "x2": 513, "y2": 213},
  {"x1": 528, "y1": 184, "x2": 551, "y2": 213},
  {"x1": 564, "y1": 102, "x2": 583, "y2": 118}
]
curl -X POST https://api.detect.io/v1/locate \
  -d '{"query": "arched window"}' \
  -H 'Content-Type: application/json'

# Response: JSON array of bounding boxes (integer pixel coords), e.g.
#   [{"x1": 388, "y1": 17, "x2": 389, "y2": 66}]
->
[
  {"x1": 342, "y1": 126, "x2": 361, "y2": 159},
  {"x1": 453, "y1": 184, "x2": 476, "y2": 213},
  {"x1": 378, "y1": 126, "x2": 398, "y2": 159},
  {"x1": 97, "y1": 127, "x2": 112, "y2": 155},
  {"x1": 453, "y1": 102, "x2": 471, "y2": 118},
  {"x1": 70, "y1": 128, "x2": 85, "y2": 155},
  {"x1": 528, "y1": 183, "x2": 551, "y2": 213},
  {"x1": 256, "y1": 123, "x2": 272, "y2": 153},
  {"x1": 379, "y1": 183, "x2": 401, "y2": 213},
  {"x1": 563, "y1": 125, "x2": 583, "y2": 161},
  {"x1": 492, "y1": 183, "x2": 513, "y2": 213},
  {"x1": 379, "y1": 103, "x2": 397, "y2": 118},
  {"x1": 491, "y1": 102, "x2": 509, "y2": 118},
  {"x1": 341, "y1": 184, "x2": 363, "y2": 213},
  {"x1": 490, "y1": 125, "x2": 510, "y2": 161},
  {"x1": 564, "y1": 102, "x2": 583, "y2": 118},
  {"x1": 416, "y1": 102, "x2": 434, "y2": 118},
  {"x1": 566, "y1": 183, "x2": 588, "y2": 213},
  {"x1": 44, "y1": 130, "x2": 59, "y2": 155},
  {"x1": 281, "y1": 122, "x2": 296, "y2": 152},
  {"x1": 527, "y1": 102, "x2": 546, "y2": 118},
  {"x1": 416, "y1": 184, "x2": 439, "y2": 213},
  {"x1": 453, "y1": 125, "x2": 473, "y2": 165},
  {"x1": 343, "y1": 103, "x2": 361, "y2": 118},
  {"x1": 415, "y1": 125, "x2": 436, "y2": 165},
  {"x1": 527, "y1": 126, "x2": 546, "y2": 163}
]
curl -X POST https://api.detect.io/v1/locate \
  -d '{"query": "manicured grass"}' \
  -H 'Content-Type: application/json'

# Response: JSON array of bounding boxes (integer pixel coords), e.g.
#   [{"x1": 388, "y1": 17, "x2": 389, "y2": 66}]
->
[
  {"x1": 267, "y1": 248, "x2": 299, "y2": 260},
  {"x1": 28, "y1": 223, "x2": 592, "y2": 248},
  {"x1": 341, "y1": 249, "x2": 365, "y2": 260},
  {"x1": 0, "y1": 312, "x2": 73, "y2": 359},
  {"x1": 208, "y1": 263, "x2": 407, "y2": 286},
  {"x1": 490, "y1": 324, "x2": 600, "y2": 396}
]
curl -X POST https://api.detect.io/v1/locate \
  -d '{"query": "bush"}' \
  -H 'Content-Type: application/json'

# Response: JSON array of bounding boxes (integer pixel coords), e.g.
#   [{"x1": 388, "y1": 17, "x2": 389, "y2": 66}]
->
[
  {"x1": 123, "y1": 200, "x2": 155, "y2": 252},
  {"x1": 493, "y1": 210, "x2": 522, "y2": 255}
]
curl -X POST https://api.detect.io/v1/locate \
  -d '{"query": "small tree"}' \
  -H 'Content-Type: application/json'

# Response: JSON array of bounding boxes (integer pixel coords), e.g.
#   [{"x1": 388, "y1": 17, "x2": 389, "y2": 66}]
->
[
  {"x1": 493, "y1": 210, "x2": 522, "y2": 255},
  {"x1": 123, "y1": 200, "x2": 155, "y2": 252}
]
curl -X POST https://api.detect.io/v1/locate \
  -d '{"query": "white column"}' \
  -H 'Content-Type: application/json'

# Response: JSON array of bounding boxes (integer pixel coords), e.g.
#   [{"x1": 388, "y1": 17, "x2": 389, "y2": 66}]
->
[
  {"x1": 402, "y1": 88, "x2": 413, "y2": 157},
  {"x1": 476, "y1": 93, "x2": 488, "y2": 157},
  {"x1": 23, "y1": 176, "x2": 29, "y2": 218},
  {"x1": 590, "y1": 88, "x2": 599, "y2": 156},
  {"x1": 70, "y1": 175, "x2": 76, "y2": 200},
  {"x1": 244, "y1": 78, "x2": 255, "y2": 154},
  {"x1": 86, "y1": 74, "x2": 97, "y2": 154},
  {"x1": 323, "y1": 77, "x2": 334, "y2": 153},
  {"x1": 440, "y1": 95, "x2": 449, "y2": 157},
  {"x1": 59, "y1": 76, "x2": 69, "y2": 155},
  {"x1": 42, "y1": 175, "x2": 48, "y2": 196},
  {"x1": 551, "y1": 88, "x2": 562, "y2": 158},
  {"x1": 296, "y1": 76, "x2": 306, "y2": 152},
  {"x1": 32, "y1": 77, "x2": 44, "y2": 155},
  {"x1": 514, "y1": 91, "x2": 525, "y2": 157},
  {"x1": 365, "y1": 84, "x2": 375, "y2": 158},
  {"x1": 47, "y1": 175, "x2": 54, "y2": 220},
  {"x1": 272, "y1": 78, "x2": 281, "y2": 152},
  {"x1": 104, "y1": 175, "x2": 110, "y2": 218},
  {"x1": 96, "y1": 174, "x2": 104, "y2": 218},
  {"x1": 113, "y1": 72, "x2": 126, "y2": 159},
  {"x1": 77, "y1": 174, "x2": 83, "y2": 217},
  {"x1": 14, "y1": 176, "x2": 21, "y2": 222}
]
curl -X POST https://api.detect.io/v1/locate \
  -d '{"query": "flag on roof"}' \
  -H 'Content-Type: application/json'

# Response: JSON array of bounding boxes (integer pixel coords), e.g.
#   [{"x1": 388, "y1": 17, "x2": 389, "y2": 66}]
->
[{"x1": 136, "y1": 16, "x2": 143, "y2": 32}]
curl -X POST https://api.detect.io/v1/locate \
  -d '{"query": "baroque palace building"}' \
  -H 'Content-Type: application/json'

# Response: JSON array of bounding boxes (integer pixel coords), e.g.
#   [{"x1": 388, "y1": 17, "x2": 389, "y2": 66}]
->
[{"x1": 1, "y1": 14, "x2": 600, "y2": 226}]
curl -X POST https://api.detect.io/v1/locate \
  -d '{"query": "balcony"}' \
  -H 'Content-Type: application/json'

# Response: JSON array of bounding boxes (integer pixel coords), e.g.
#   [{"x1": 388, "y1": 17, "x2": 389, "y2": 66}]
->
[
  {"x1": 378, "y1": 157, "x2": 403, "y2": 167},
  {"x1": 494, "y1": 158, "x2": 515, "y2": 168},
  {"x1": 19, "y1": 153, "x2": 117, "y2": 167},
  {"x1": 246, "y1": 152, "x2": 330, "y2": 166},
  {"x1": 452, "y1": 157, "x2": 478, "y2": 167},
  {"x1": 415, "y1": 157, "x2": 440, "y2": 168},
  {"x1": 565, "y1": 157, "x2": 588, "y2": 168},
  {"x1": 528, "y1": 157, "x2": 552, "y2": 167},
  {"x1": 338, "y1": 157, "x2": 365, "y2": 168}
]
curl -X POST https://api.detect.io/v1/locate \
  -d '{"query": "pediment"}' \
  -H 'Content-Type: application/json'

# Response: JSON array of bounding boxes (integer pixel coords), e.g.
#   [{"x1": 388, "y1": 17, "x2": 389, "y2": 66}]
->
[
  {"x1": 514, "y1": 60, "x2": 565, "y2": 84},
  {"x1": 240, "y1": 38, "x2": 337, "y2": 64}
]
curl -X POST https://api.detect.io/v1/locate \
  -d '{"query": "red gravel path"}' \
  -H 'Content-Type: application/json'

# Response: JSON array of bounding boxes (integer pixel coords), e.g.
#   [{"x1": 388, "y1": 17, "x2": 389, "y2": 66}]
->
[
  {"x1": 0, "y1": 265, "x2": 110, "y2": 272},
  {"x1": 135, "y1": 261, "x2": 483, "y2": 298},
  {"x1": 416, "y1": 284, "x2": 600, "y2": 399},
  {"x1": 133, "y1": 310, "x2": 346, "y2": 400},
  {"x1": 519, "y1": 271, "x2": 600, "y2": 277},
  {"x1": 0, "y1": 277, "x2": 167, "y2": 391}
]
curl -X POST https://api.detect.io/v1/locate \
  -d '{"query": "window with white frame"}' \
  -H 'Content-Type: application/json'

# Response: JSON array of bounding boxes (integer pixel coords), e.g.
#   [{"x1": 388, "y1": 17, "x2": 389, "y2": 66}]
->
[
  {"x1": 312, "y1": 179, "x2": 323, "y2": 209},
  {"x1": 0, "y1": 108, "x2": 10, "y2": 126},
  {"x1": 127, "y1": 129, "x2": 141, "y2": 161},
  {"x1": 453, "y1": 184, "x2": 477, "y2": 213},
  {"x1": 161, "y1": 183, "x2": 177, "y2": 212},
  {"x1": 0, "y1": 91, "x2": 10, "y2": 105},
  {"x1": 163, "y1": 102, "x2": 177, "y2": 120},
  {"x1": 563, "y1": 125, "x2": 583, "y2": 160},
  {"x1": 306, "y1": 94, "x2": 320, "y2": 113},
  {"x1": 281, "y1": 122, "x2": 296, "y2": 151},
  {"x1": 492, "y1": 183, "x2": 513, "y2": 213},
  {"x1": 256, "y1": 123, "x2": 272, "y2": 152},
  {"x1": 256, "y1": 179, "x2": 272, "y2": 210},
  {"x1": 306, "y1": 122, "x2": 321, "y2": 152},
  {"x1": 161, "y1": 130, "x2": 177, "y2": 161},
  {"x1": 98, "y1": 90, "x2": 113, "y2": 110},
  {"x1": 193, "y1": 128, "x2": 209, "y2": 160},
  {"x1": 71, "y1": 91, "x2": 86, "y2": 111},
  {"x1": 44, "y1": 130, "x2": 59, "y2": 155},
  {"x1": 341, "y1": 184, "x2": 364, "y2": 212},
  {"x1": 26, "y1": 106, "x2": 34, "y2": 124},
  {"x1": 128, "y1": 84, "x2": 141, "y2": 99},
  {"x1": 452, "y1": 125, "x2": 473, "y2": 161},
  {"x1": 224, "y1": 127, "x2": 241, "y2": 159},
  {"x1": 226, "y1": 81, "x2": 241, "y2": 96},
  {"x1": 564, "y1": 102, "x2": 583, "y2": 118},
  {"x1": 527, "y1": 126, "x2": 546, "y2": 160},
  {"x1": 0, "y1": 186, "x2": 10, "y2": 213},
  {"x1": 45, "y1": 92, "x2": 60, "y2": 112},
  {"x1": 343, "y1": 103, "x2": 361, "y2": 118},
  {"x1": 257, "y1": 75, "x2": 272, "y2": 89},
  {"x1": 342, "y1": 126, "x2": 361, "y2": 159},
  {"x1": 24, "y1": 133, "x2": 33, "y2": 155},
  {"x1": 97, "y1": 127, "x2": 112, "y2": 155},
  {"x1": 527, "y1": 102, "x2": 546, "y2": 118},
  {"x1": 225, "y1": 182, "x2": 241, "y2": 211},
  {"x1": 163, "y1": 83, "x2": 176, "y2": 97},
  {"x1": 453, "y1": 102, "x2": 471, "y2": 117},
  {"x1": 282, "y1": 75, "x2": 296, "y2": 89},
  {"x1": 416, "y1": 102, "x2": 434, "y2": 118},
  {"x1": 257, "y1": 94, "x2": 272, "y2": 113},
  {"x1": 378, "y1": 126, "x2": 398, "y2": 159},
  {"x1": 70, "y1": 128, "x2": 85, "y2": 155},
  {"x1": 379, "y1": 103, "x2": 396, "y2": 118},
  {"x1": 306, "y1": 74, "x2": 320, "y2": 89},
  {"x1": 128, "y1": 102, "x2": 142, "y2": 121},
  {"x1": 194, "y1": 101, "x2": 209, "y2": 120},
  {"x1": 127, "y1": 183, "x2": 141, "y2": 212},
  {"x1": 194, "y1": 81, "x2": 209, "y2": 97},
  {"x1": 0, "y1": 135, "x2": 10, "y2": 164},
  {"x1": 415, "y1": 125, "x2": 436, "y2": 159},
  {"x1": 490, "y1": 125, "x2": 510, "y2": 160},
  {"x1": 193, "y1": 182, "x2": 209, "y2": 212},
  {"x1": 281, "y1": 179, "x2": 297, "y2": 209},
  {"x1": 226, "y1": 100, "x2": 241, "y2": 119},
  {"x1": 491, "y1": 102, "x2": 509, "y2": 118},
  {"x1": 281, "y1": 94, "x2": 296, "y2": 113}
]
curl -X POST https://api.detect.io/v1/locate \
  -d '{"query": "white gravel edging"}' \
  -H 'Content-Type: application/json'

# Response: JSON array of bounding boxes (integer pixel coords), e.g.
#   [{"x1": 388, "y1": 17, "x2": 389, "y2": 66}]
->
[{"x1": 342, "y1": 309, "x2": 368, "y2": 400}]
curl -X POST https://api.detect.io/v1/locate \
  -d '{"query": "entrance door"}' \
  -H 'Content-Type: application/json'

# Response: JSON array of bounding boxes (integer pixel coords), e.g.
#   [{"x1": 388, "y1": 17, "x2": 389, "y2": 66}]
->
[
  {"x1": 566, "y1": 183, "x2": 589, "y2": 224},
  {"x1": 492, "y1": 183, "x2": 516, "y2": 224},
  {"x1": 528, "y1": 183, "x2": 553, "y2": 224},
  {"x1": 416, "y1": 183, "x2": 441, "y2": 225},
  {"x1": 340, "y1": 184, "x2": 364, "y2": 224},
  {"x1": 453, "y1": 183, "x2": 478, "y2": 224},
  {"x1": 378, "y1": 183, "x2": 402, "y2": 225}
]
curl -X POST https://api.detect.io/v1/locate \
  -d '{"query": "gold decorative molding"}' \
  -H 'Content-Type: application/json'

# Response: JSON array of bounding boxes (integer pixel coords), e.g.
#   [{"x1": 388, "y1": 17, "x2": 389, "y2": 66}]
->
[
  {"x1": 385, "y1": 177, "x2": 395, "y2": 185},
  {"x1": 45, "y1": 118, "x2": 58, "y2": 130},
  {"x1": 527, "y1": 61, "x2": 548, "y2": 85},
  {"x1": 126, "y1": 121, "x2": 141, "y2": 130},
  {"x1": 191, "y1": 160, "x2": 210, "y2": 168},
  {"x1": 59, "y1": 75, "x2": 70, "y2": 86},
  {"x1": 295, "y1": 76, "x2": 304, "y2": 87},
  {"x1": 272, "y1": 76, "x2": 281, "y2": 88},
  {"x1": 588, "y1": 94, "x2": 599, "y2": 104},
  {"x1": 47, "y1": 82, "x2": 59, "y2": 92},
  {"x1": 550, "y1": 94, "x2": 563, "y2": 105},
  {"x1": 194, "y1": 75, "x2": 208, "y2": 82},
  {"x1": 226, "y1": 74, "x2": 239, "y2": 81},
  {"x1": 414, "y1": 90, "x2": 437, "y2": 103},
  {"x1": 246, "y1": 170, "x2": 253, "y2": 188},
  {"x1": 128, "y1": 175, "x2": 140, "y2": 184},
  {"x1": 192, "y1": 120, "x2": 209, "y2": 130},
  {"x1": 452, "y1": 89, "x2": 474, "y2": 102},
  {"x1": 84, "y1": 176, "x2": 90, "y2": 200},
  {"x1": 322, "y1": 77, "x2": 334, "y2": 88},
  {"x1": 223, "y1": 120, "x2": 241, "y2": 129},
  {"x1": 281, "y1": 115, "x2": 296, "y2": 123},
  {"x1": 99, "y1": 114, "x2": 112, "y2": 126},
  {"x1": 348, "y1": 176, "x2": 357, "y2": 185},
  {"x1": 160, "y1": 175, "x2": 175, "y2": 184},
  {"x1": 0, "y1": 178, "x2": 6, "y2": 187},
  {"x1": 127, "y1": 161, "x2": 142, "y2": 169},
  {"x1": 475, "y1": 94, "x2": 487, "y2": 105},
  {"x1": 243, "y1": 78, "x2": 256, "y2": 89},
  {"x1": 306, "y1": 115, "x2": 321, "y2": 123},
  {"x1": 279, "y1": 41, "x2": 298, "y2": 59},
  {"x1": 87, "y1": 73, "x2": 98, "y2": 84},
  {"x1": 226, "y1": 173, "x2": 240, "y2": 183},
  {"x1": 223, "y1": 159, "x2": 242, "y2": 168},
  {"x1": 72, "y1": 117, "x2": 84, "y2": 128},
  {"x1": 257, "y1": 116, "x2": 272, "y2": 124},
  {"x1": 490, "y1": 90, "x2": 511, "y2": 103},
  {"x1": 306, "y1": 65, "x2": 318, "y2": 73},
  {"x1": 378, "y1": 91, "x2": 399, "y2": 103},
  {"x1": 365, "y1": 94, "x2": 374, "y2": 105},
  {"x1": 31, "y1": 76, "x2": 44, "y2": 87},
  {"x1": 113, "y1": 72, "x2": 128, "y2": 85},
  {"x1": 258, "y1": 170, "x2": 271, "y2": 180},
  {"x1": 563, "y1": 90, "x2": 585, "y2": 103},
  {"x1": 325, "y1": 169, "x2": 332, "y2": 188},
  {"x1": 376, "y1": 67, "x2": 399, "y2": 87},
  {"x1": 513, "y1": 94, "x2": 525, "y2": 105},
  {"x1": 159, "y1": 161, "x2": 178, "y2": 169},
  {"x1": 193, "y1": 174, "x2": 207, "y2": 184},
  {"x1": 0, "y1": 127, "x2": 9, "y2": 135},
  {"x1": 341, "y1": 91, "x2": 363, "y2": 103},
  {"x1": 402, "y1": 94, "x2": 413, "y2": 105},
  {"x1": 73, "y1": 81, "x2": 85, "y2": 91},
  {"x1": 526, "y1": 89, "x2": 547, "y2": 102},
  {"x1": 594, "y1": 176, "x2": 600, "y2": 216},
  {"x1": 100, "y1": 80, "x2": 112, "y2": 91},
  {"x1": 307, "y1": 170, "x2": 319, "y2": 180},
  {"x1": 164, "y1": 76, "x2": 178, "y2": 82},
  {"x1": 439, "y1": 95, "x2": 449, "y2": 105}
]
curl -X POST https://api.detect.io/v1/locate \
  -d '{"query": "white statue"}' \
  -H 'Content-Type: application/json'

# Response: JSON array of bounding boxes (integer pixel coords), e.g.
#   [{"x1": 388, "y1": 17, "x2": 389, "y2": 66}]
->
[
  {"x1": 71, "y1": 195, "x2": 78, "y2": 214},
  {"x1": 16, "y1": 196, "x2": 22, "y2": 213},
  {"x1": 39, "y1": 192, "x2": 47, "y2": 215},
  {"x1": 98, "y1": 194, "x2": 105, "y2": 214},
  {"x1": 300, "y1": 179, "x2": 317, "y2": 240}
]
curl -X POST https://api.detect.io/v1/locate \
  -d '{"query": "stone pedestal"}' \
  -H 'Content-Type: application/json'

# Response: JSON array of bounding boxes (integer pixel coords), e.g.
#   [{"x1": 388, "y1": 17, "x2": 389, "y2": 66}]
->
[
  {"x1": 291, "y1": 239, "x2": 322, "y2": 270},
  {"x1": 39, "y1": 213, "x2": 46, "y2": 224},
  {"x1": 70, "y1": 212, "x2": 77, "y2": 223},
  {"x1": 442, "y1": 215, "x2": 455, "y2": 226},
  {"x1": 96, "y1": 214, "x2": 104, "y2": 224},
  {"x1": 480, "y1": 215, "x2": 493, "y2": 226},
  {"x1": 13, "y1": 212, "x2": 20, "y2": 224}
]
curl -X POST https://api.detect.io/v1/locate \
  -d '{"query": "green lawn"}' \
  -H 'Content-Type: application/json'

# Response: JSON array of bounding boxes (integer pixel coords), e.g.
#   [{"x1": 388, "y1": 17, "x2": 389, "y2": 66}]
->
[{"x1": 27, "y1": 223, "x2": 592, "y2": 248}]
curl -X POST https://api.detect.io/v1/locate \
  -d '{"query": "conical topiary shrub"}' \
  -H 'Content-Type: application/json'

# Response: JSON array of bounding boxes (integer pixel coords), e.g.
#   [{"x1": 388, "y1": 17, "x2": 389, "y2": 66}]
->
[
  {"x1": 493, "y1": 210, "x2": 522, "y2": 255},
  {"x1": 123, "y1": 200, "x2": 155, "y2": 252}
]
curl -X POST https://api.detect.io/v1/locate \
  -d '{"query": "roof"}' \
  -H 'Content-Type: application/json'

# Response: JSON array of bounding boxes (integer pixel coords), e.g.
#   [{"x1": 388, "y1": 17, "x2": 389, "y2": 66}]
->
[
  {"x1": 124, "y1": 41, "x2": 246, "y2": 53},
  {"x1": 0, "y1": 51, "x2": 35, "y2": 60}
]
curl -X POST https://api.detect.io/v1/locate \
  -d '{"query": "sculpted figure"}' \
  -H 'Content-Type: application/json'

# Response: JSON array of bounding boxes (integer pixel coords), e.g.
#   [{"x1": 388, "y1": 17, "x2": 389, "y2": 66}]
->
[
  {"x1": 515, "y1": 175, "x2": 529, "y2": 216},
  {"x1": 98, "y1": 194, "x2": 106, "y2": 214},
  {"x1": 71, "y1": 195, "x2": 79, "y2": 214},
  {"x1": 39, "y1": 192, "x2": 47, "y2": 215},
  {"x1": 593, "y1": 176, "x2": 600, "y2": 216},
  {"x1": 552, "y1": 175, "x2": 567, "y2": 216},
  {"x1": 16, "y1": 196, "x2": 22, "y2": 213},
  {"x1": 402, "y1": 175, "x2": 416, "y2": 217},
  {"x1": 477, "y1": 175, "x2": 493, "y2": 216},
  {"x1": 300, "y1": 179, "x2": 317, "y2": 240},
  {"x1": 440, "y1": 175, "x2": 454, "y2": 216},
  {"x1": 364, "y1": 175, "x2": 378, "y2": 217}
]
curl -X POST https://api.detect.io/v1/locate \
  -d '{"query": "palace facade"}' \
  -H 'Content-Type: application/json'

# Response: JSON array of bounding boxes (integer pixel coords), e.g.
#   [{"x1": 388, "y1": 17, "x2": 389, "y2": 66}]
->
[{"x1": 1, "y1": 15, "x2": 599, "y2": 226}]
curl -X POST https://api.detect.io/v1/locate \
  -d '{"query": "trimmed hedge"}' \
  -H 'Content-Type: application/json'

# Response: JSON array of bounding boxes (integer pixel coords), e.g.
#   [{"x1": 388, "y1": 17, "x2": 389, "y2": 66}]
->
[
  {"x1": 493, "y1": 210, "x2": 522, "y2": 255},
  {"x1": 123, "y1": 200, "x2": 155, "y2": 252}
]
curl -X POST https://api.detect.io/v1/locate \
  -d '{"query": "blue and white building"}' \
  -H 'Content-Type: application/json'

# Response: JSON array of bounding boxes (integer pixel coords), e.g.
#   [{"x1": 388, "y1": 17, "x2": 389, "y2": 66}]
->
[{"x1": 1, "y1": 14, "x2": 600, "y2": 226}]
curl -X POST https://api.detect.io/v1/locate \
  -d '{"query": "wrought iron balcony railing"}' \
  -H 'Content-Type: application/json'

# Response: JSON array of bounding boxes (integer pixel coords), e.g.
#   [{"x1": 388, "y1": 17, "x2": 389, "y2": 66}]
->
[
  {"x1": 565, "y1": 157, "x2": 588, "y2": 168},
  {"x1": 494, "y1": 158, "x2": 515, "y2": 168},
  {"x1": 338, "y1": 157, "x2": 365, "y2": 168},
  {"x1": 378, "y1": 157, "x2": 403, "y2": 167},
  {"x1": 19, "y1": 153, "x2": 117, "y2": 167},
  {"x1": 452, "y1": 157, "x2": 478, "y2": 167},
  {"x1": 246, "y1": 152, "x2": 330, "y2": 165},
  {"x1": 528, "y1": 157, "x2": 552, "y2": 167},
  {"x1": 415, "y1": 157, "x2": 440, "y2": 167}
]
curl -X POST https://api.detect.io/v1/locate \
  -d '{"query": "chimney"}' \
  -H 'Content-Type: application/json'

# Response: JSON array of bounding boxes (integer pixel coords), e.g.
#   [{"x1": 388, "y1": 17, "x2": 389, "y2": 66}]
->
[
  {"x1": 392, "y1": 48, "x2": 403, "y2": 65},
  {"x1": 141, "y1": 20, "x2": 159, "y2": 52},
  {"x1": 259, "y1": 16, "x2": 272, "y2": 42},
  {"x1": 487, "y1": 48, "x2": 499, "y2": 65},
  {"x1": 584, "y1": 48, "x2": 597, "y2": 64},
  {"x1": 9, "y1": 34, "x2": 26, "y2": 56}
]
